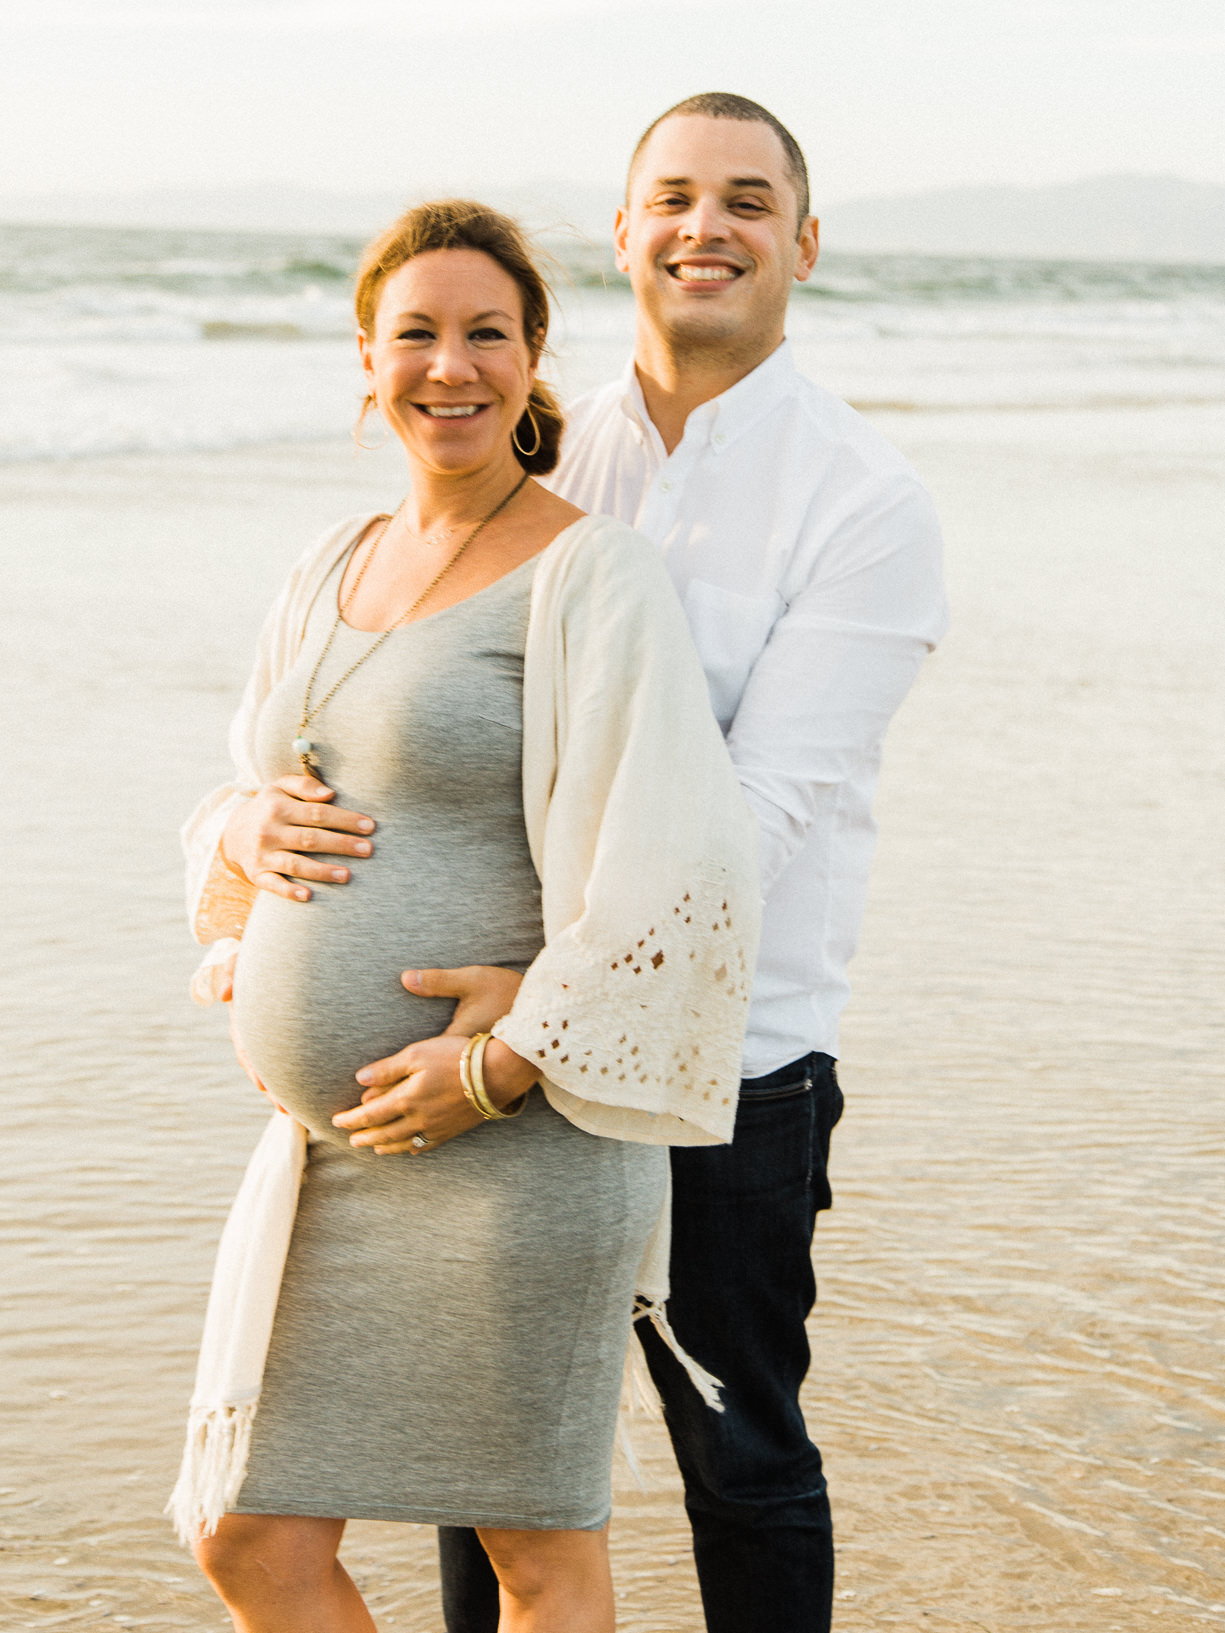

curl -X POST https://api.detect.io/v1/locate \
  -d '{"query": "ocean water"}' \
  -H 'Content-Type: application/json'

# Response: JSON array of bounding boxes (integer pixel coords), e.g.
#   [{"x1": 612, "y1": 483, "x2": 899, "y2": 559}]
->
[
  {"x1": 3, "y1": 220, "x2": 1225, "y2": 461},
  {"x1": 2, "y1": 220, "x2": 1224, "y2": 1630}
]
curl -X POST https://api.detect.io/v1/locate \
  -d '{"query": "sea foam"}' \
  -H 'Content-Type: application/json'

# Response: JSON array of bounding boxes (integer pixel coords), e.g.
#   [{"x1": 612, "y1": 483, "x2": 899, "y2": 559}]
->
[{"x1": 4, "y1": 221, "x2": 1224, "y2": 461}]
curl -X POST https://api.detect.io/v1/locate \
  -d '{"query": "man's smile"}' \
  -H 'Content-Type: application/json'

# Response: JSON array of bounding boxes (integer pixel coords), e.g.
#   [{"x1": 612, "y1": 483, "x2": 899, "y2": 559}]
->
[{"x1": 667, "y1": 259, "x2": 745, "y2": 284}]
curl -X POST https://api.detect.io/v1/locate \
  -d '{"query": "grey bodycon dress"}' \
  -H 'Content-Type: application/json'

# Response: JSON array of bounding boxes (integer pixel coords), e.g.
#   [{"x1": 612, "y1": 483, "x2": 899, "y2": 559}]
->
[{"x1": 229, "y1": 546, "x2": 667, "y2": 1529}]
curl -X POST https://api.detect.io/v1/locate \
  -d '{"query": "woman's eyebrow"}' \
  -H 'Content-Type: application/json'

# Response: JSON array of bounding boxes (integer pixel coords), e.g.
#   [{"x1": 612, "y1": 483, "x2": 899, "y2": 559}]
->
[{"x1": 387, "y1": 308, "x2": 515, "y2": 324}]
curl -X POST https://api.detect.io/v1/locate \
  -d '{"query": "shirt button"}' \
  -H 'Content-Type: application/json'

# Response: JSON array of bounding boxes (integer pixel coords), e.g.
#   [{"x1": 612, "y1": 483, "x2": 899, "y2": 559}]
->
[
  {"x1": 660, "y1": 479, "x2": 673, "y2": 493},
  {"x1": 714, "y1": 432, "x2": 726, "y2": 446}
]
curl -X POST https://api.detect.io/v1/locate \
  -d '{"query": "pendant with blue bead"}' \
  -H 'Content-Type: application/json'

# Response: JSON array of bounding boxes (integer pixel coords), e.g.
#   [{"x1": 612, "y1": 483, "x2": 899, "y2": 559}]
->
[{"x1": 292, "y1": 734, "x2": 320, "y2": 776}]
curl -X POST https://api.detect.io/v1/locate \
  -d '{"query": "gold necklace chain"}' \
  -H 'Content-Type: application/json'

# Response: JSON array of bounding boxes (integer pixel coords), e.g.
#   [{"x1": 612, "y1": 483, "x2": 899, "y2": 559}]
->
[{"x1": 292, "y1": 471, "x2": 529, "y2": 777}]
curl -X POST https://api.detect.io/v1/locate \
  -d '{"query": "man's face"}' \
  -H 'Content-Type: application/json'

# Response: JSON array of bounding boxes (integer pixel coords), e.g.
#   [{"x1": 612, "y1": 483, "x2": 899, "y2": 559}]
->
[{"x1": 616, "y1": 115, "x2": 818, "y2": 361}]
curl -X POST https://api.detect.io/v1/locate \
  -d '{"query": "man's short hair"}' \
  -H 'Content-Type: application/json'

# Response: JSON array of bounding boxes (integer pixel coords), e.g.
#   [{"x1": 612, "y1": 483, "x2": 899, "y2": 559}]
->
[{"x1": 627, "y1": 91, "x2": 810, "y2": 225}]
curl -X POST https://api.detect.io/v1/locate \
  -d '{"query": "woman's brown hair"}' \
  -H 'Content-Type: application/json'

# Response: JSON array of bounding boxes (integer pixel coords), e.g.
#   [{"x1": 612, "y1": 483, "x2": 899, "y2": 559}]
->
[{"x1": 354, "y1": 199, "x2": 564, "y2": 476}]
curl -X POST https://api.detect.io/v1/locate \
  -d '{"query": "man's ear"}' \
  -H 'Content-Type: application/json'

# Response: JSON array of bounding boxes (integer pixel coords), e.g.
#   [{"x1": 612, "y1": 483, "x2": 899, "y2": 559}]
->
[
  {"x1": 794, "y1": 215, "x2": 819, "y2": 283},
  {"x1": 613, "y1": 205, "x2": 631, "y2": 274}
]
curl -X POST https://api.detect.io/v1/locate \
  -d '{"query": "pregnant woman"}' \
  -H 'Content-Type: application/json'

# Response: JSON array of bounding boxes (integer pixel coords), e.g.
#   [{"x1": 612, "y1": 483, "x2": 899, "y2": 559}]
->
[{"x1": 171, "y1": 200, "x2": 759, "y2": 1633}]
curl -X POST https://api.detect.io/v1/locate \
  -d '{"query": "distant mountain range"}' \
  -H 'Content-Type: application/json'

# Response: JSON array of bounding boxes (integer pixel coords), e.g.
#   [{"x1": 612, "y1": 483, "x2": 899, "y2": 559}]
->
[
  {"x1": 820, "y1": 175, "x2": 1225, "y2": 264},
  {"x1": 2, "y1": 174, "x2": 1223, "y2": 264}
]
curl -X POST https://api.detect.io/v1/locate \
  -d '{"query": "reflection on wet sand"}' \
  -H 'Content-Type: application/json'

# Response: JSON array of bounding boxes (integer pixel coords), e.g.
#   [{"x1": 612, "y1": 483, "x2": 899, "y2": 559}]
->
[{"x1": 2, "y1": 406, "x2": 1222, "y2": 1630}]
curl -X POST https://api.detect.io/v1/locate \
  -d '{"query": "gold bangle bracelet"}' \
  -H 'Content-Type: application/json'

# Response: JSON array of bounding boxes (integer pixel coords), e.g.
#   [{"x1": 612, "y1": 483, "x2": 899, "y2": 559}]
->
[
  {"x1": 470, "y1": 1032, "x2": 528, "y2": 1121},
  {"x1": 460, "y1": 1033, "x2": 497, "y2": 1120}
]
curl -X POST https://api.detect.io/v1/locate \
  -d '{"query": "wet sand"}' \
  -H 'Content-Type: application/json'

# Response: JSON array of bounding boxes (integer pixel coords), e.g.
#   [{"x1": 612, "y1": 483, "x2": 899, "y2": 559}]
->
[{"x1": 2, "y1": 404, "x2": 1223, "y2": 1629}]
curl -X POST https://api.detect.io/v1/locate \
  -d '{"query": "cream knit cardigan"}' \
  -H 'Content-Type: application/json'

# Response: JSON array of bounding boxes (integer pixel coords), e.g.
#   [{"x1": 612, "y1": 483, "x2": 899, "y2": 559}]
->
[{"x1": 169, "y1": 512, "x2": 760, "y2": 1541}]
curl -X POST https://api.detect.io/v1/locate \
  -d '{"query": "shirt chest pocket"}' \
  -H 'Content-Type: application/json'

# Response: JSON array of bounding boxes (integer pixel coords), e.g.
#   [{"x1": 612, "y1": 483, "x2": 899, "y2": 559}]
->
[{"x1": 681, "y1": 579, "x2": 784, "y2": 731}]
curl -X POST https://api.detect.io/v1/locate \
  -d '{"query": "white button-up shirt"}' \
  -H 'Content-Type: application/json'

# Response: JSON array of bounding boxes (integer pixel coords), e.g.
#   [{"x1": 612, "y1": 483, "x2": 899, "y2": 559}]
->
[{"x1": 547, "y1": 341, "x2": 948, "y2": 1077}]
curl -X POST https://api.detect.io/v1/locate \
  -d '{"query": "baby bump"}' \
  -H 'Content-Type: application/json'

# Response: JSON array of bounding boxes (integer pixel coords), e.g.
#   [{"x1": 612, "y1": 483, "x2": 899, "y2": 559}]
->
[{"x1": 231, "y1": 852, "x2": 543, "y2": 1145}]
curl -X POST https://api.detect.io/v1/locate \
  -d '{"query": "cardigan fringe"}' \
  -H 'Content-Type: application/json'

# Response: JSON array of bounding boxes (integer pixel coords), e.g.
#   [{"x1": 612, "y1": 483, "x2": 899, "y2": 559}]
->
[
  {"x1": 167, "y1": 1401, "x2": 258, "y2": 1545},
  {"x1": 634, "y1": 1297, "x2": 724, "y2": 1411}
]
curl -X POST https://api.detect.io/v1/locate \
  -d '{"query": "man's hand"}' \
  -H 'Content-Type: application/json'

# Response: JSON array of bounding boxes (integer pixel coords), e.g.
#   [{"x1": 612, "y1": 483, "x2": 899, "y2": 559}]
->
[
  {"x1": 221, "y1": 775, "x2": 376, "y2": 902},
  {"x1": 400, "y1": 965, "x2": 525, "y2": 1035}
]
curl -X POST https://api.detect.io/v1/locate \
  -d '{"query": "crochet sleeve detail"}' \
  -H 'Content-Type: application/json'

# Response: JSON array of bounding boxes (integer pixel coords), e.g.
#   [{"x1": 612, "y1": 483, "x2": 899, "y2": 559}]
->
[{"x1": 493, "y1": 868, "x2": 753, "y2": 1146}]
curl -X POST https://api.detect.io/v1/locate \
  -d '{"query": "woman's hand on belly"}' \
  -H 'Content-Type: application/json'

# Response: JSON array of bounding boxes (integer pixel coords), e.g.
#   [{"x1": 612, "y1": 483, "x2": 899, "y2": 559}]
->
[
  {"x1": 221, "y1": 774, "x2": 376, "y2": 902},
  {"x1": 333, "y1": 1034, "x2": 539, "y2": 1155},
  {"x1": 400, "y1": 964, "x2": 524, "y2": 1035}
]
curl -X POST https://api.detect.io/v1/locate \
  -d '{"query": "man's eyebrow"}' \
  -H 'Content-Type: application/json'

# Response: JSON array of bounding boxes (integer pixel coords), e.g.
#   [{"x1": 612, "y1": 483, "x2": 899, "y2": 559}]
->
[{"x1": 651, "y1": 175, "x2": 777, "y2": 191}]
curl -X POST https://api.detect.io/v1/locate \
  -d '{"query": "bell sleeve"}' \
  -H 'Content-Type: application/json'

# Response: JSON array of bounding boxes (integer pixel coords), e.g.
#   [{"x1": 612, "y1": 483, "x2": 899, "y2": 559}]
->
[{"x1": 493, "y1": 518, "x2": 760, "y2": 1146}]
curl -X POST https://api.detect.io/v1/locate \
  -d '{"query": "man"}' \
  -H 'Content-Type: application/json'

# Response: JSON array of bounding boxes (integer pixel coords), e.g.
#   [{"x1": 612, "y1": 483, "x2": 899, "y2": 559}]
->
[{"x1": 431, "y1": 92, "x2": 947, "y2": 1632}]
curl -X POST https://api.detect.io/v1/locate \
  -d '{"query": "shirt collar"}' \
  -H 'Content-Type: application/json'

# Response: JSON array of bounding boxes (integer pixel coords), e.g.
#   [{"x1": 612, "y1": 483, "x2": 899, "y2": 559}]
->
[
  {"x1": 617, "y1": 357, "x2": 651, "y2": 443},
  {"x1": 617, "y1": 340, "x2": 798, "y2": 456}
]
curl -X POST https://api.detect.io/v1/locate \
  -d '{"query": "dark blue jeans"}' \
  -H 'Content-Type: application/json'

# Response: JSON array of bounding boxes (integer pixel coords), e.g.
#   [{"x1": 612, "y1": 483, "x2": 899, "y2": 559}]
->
[{"x1": 438, "y1": 1052, "x2": 843, "y2": 1633}]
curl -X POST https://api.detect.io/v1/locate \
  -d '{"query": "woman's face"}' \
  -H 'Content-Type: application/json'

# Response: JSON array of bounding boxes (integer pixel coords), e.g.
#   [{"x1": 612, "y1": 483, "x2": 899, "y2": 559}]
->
[{"x1": 359, "y1": 248, "x2": 537, "y2": 478}]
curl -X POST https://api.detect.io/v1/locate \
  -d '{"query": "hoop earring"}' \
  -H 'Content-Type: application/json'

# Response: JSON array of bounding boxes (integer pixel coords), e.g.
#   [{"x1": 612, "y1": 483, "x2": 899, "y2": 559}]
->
[
  {"x1": 511, "y1": 403, "x2": 542, "y2": 459},
  {"x1": 353, "y1": 395, "x2": 388, "y2": 451}
]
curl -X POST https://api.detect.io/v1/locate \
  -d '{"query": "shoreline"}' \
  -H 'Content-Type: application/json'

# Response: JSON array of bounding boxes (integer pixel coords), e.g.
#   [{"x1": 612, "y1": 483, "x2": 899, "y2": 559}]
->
[{"x1": 1, "y1": 389, "x2": 1221, "y2": 475}]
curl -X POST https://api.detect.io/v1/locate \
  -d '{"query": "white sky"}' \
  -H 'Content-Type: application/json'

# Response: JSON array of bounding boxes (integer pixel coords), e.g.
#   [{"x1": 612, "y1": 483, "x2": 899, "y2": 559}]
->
[{"x1": 2, "y1": 0, "x2": 1222, "y2": 204}]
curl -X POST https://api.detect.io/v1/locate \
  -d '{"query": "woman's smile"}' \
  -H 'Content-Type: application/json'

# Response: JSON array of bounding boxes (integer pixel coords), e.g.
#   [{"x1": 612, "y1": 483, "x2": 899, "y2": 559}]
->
[{"x1": 414, "y1": 402, "x2": 488, "y2": 419}]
